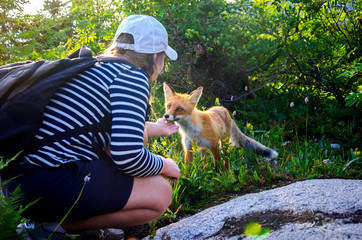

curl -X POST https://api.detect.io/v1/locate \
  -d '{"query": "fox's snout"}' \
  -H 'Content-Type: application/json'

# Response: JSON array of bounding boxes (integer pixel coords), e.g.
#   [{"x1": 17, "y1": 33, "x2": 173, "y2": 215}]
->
[
  {"x1": 164, "y1": 113, "x2": 176, "y2": 122},
  {"x1": 164, "y1": 113, "x2": 171, "y2": 120}
]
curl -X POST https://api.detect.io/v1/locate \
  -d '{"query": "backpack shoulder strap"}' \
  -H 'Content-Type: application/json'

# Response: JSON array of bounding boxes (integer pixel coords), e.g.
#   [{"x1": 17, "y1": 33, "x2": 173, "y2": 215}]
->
[
  {"x1": 29, "y1": 114, "x2": 112, "y2": 152},
  {"x1": 28, "y1": 113, "x2": 113, "y2": 164}
]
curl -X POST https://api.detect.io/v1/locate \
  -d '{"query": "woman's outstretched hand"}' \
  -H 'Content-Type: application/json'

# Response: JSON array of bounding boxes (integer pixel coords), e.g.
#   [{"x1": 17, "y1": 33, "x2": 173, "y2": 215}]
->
[{"x1": 154, "y1": 118, "x2": 179, "y2": 137}]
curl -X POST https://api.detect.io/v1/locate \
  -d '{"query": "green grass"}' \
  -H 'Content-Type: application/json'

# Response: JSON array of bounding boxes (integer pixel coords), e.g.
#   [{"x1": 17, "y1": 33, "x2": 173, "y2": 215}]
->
[{"x1": 149, "y1": 131, "x2": 361, "y2": 215}]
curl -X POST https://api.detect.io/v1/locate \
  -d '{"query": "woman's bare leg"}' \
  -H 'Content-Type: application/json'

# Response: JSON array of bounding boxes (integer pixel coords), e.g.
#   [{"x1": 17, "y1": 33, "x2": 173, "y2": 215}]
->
[{"x1": 62, "y1": 175, "x2": 172, "y2": 231}]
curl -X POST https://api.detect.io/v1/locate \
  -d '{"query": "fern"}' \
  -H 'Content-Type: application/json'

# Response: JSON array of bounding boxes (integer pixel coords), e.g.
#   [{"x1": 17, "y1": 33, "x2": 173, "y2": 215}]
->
[
  {"x1": 0, "y1": 156, "x2": 33, "y2": 240},
  {"x1": 0, "y1": 184, "x2": 27, "y2": 240}
]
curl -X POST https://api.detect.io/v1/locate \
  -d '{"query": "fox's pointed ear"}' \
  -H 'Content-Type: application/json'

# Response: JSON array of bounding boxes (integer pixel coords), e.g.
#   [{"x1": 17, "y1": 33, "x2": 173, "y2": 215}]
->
[
  {"x1": 189, "y1": 87, "x2": 203, "y2": 104},
  {"x1": 163, "y1": 82, "x2": 175, "y2": 100}
]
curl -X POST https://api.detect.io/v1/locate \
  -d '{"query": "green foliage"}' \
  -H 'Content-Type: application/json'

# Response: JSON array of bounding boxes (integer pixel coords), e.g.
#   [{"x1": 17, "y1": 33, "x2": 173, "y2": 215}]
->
[
  {"x1": 3, "y1": 0, "x2": 361, "y2": 108},
  {"x1": 244, "y1": 222, "x2": 270, "y2": 238},
  {"x1": 1, "y1": 0, "x2": 125, "y2": 63},
  {"x1": 0, "y1": 156, "x2": 31, "y2": 240},
  {"x1": 0, "y1": 184, "x2": 26, "y2": 240},
  {"x1": 345, "y1": 92, "x2": 362, "y2": 108}
]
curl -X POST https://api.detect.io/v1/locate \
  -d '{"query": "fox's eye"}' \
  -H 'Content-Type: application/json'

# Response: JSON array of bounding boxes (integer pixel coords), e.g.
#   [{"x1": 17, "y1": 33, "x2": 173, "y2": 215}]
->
[
  {"x1": 176, "y1": 108, "x2": 183, "y2": 112},
  {"x1": 167, "y1": 105, "x2": 171, "y2": 109}
]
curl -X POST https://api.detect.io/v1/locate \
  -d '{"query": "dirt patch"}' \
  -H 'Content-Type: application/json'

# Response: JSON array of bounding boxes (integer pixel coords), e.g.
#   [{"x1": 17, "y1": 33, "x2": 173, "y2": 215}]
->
[
  {"x1": 211, "y1": 209, "x2": 362, "y2": 239},
  {"x1": 121, "y1": 209, "x2": 362, "y2": 240}
]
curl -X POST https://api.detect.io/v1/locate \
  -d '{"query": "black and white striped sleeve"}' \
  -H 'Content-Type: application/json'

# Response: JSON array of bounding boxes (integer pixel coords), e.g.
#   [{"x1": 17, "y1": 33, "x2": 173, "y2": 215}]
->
[{"x1": 109, "y1": 65, "x2": 164, "y2": 177}]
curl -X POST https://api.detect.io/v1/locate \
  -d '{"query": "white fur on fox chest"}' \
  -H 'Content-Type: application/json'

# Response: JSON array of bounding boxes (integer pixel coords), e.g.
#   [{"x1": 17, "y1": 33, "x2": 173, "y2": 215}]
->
[{"x1": 177, "y1": 116, "x2": 211, "y2": 150}]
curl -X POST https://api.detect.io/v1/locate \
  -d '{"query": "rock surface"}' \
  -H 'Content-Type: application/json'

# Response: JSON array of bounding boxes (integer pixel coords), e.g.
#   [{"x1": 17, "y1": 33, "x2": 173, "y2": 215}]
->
[{"x1": 145, "y1": 179, "x2": 362, "y2": 240}]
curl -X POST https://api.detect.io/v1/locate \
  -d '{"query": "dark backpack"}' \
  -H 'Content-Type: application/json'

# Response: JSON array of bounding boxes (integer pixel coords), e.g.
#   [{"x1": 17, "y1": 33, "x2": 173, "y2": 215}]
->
[{"x1": 0, "y1": 46, "x2": 127, "y2": 161}]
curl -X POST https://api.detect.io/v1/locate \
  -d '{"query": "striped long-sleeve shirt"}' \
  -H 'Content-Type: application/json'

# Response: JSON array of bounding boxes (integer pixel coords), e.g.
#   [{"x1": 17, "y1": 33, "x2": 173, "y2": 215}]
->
[{"x1": 25, "y1": 61, "x2": 164, "y2": 177}]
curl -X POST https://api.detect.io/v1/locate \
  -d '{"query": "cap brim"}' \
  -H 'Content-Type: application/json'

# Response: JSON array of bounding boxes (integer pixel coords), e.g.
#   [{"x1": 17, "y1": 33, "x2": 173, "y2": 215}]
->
[{"x1": 165, "y1": 46, "x2": 178, "y2": 60}]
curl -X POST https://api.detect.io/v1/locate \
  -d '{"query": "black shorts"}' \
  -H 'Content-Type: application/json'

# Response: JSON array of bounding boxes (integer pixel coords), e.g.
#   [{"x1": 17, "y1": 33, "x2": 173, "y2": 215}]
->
[{"x1": 1, "y1": 159, "x2": 134, "y2": 222}]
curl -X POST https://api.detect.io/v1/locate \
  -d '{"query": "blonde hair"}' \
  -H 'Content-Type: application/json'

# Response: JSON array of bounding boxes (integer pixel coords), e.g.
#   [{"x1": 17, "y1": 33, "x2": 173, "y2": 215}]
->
[{"x1": 103, "y1": 33, "x2": 164, "y2": 79}]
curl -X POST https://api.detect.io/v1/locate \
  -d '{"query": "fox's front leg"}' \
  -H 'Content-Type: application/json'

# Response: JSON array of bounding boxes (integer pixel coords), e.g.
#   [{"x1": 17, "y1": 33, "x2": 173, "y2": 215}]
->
[
  {"x1": 199, "y1": 148, "x2": 207, "y2": 159},
  {"x1": 183, "y1": 136, "x2": 194, "y2": 164},
  {"x1": 185, "y1": 150, "x2": 194, "y2": 163},
  {"x1": 210, "y1": 145, "x2": 221, "y2": 172}
]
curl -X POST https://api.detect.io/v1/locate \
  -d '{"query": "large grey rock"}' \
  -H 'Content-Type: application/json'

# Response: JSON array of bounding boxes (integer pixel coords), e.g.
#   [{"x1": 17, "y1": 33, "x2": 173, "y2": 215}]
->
[{"x1": 145, "y1": 179, "x2": 362, "y2": 240}]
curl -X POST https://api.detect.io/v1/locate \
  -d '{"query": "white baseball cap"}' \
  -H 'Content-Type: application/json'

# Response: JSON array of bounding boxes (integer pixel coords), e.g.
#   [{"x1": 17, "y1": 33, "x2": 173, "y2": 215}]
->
[{"x1": 113, "y1": 15, "x2": 178, "y2": 60}]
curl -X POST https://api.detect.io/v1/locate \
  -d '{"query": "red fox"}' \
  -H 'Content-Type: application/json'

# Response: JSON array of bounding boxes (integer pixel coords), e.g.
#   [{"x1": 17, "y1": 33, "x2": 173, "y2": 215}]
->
[{"x1": 163, "y1": 82, "x2": 278, "y2": 172}]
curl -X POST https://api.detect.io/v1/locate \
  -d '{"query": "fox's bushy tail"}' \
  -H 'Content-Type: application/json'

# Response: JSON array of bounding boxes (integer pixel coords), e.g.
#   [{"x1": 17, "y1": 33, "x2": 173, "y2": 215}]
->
[{"x1": 230, "y1": 121, "x2": 278, "y2": 159}]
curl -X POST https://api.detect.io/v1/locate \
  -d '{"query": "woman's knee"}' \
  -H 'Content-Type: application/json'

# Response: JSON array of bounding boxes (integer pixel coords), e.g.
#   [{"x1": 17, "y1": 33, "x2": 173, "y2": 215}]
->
[
  {"x1": 159, "y1": 176, "x2": 173, "y2": 207},
  {"x1": 124, "y1": 175, "x2": 173, "y2": 212},
  {"x1": 149, "y1": 175, "x2": 173, "y2": 211}
]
